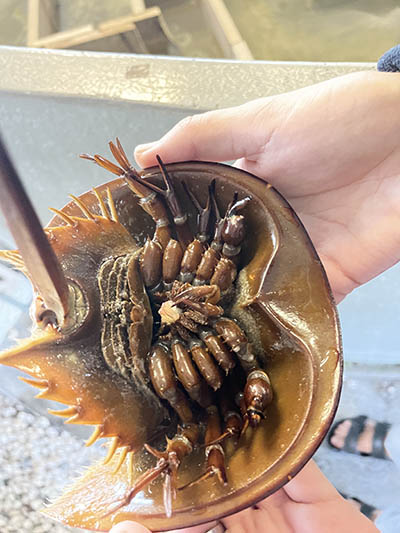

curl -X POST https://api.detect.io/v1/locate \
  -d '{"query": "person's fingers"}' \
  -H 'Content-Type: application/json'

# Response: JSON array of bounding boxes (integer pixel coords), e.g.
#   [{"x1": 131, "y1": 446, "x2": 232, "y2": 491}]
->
[
  {"x1": 109, "y1": 521, "x2": 151, "y2": 533},
  {"x1": 255, "y1": 488, "x2": 290, "y2": 510},
  {"x1": 109, "y1": 521, "x2": 220, "y2": 533},
  {"x1": 165, "y1": 521, "x2": 220, "y2": 533},
  {"x1": 283, "y1": 460, "x2": 340, "y2": 504},
  {"x1": 222, "y1": 506, "x2": 257, "y2": 532},
  {"x1": 134, "y1": 100, "x2": 274, "y2": 168}
]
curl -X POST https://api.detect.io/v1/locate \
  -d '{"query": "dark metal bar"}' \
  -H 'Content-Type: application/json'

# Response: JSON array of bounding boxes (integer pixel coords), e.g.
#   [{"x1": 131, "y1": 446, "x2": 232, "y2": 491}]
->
[{"x1": 0, "y1": 135, "x2": 69, "y2": 324}]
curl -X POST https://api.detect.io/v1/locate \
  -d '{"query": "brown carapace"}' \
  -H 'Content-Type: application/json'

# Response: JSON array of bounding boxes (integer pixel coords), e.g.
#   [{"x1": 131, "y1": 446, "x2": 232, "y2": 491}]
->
[
  {"x1": 79, "y1": 143, "x2": 274, "y2": 518},
  {"x1": 0, "y1": 139, "x2": 342, "y2": 532}
]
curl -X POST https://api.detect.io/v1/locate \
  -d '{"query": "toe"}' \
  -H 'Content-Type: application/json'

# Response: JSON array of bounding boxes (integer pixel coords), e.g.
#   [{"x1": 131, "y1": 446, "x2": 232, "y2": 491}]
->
[
  {"x1": 336, "y1": 419, "x2": 352, "y2": 436},
  {"x1": 329, "y1": 419, "x2": 352, "y2": 450},
  {"x1": 357, "y1": 418, "x2": 376, "y2": 455},
  {"x1": 330, "y1": 433, "x2": 345, "y2": 449}
]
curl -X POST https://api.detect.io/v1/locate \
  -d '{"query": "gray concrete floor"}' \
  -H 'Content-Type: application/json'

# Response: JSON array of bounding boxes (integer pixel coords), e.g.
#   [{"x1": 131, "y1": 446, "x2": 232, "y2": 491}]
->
[
  {"x1": 315, "y1": 365, "x2": 400, "y2": 512},
  {"x1": 0, "y1": 391, "x2": 102, "y2": 533}
]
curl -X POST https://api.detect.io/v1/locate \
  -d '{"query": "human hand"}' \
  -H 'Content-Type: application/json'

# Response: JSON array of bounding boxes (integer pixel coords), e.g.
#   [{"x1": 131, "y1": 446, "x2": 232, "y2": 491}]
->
[
  {"x1": 109, "y1": 460, "x2": 378, "y2": 533},
  {"x1": 135, "y1": 70, "x2": 400, "y2": 303},
  {"x1": 109, "y1": 72, "x2": 394, "y2": 533}
]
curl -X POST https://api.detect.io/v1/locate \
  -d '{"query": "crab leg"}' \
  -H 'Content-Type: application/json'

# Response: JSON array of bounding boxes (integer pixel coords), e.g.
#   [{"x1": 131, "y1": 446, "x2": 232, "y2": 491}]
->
[
  {"x1": 189, "y1": 338, "x2": 223, "y2": 391},
  {"x1": 221, "y1": 195, "x2": 251, "y2": 259},
  {"x1": 104, "y1": 423, "x2": 200, "y2": 519},
  {"x1": 194, "y1": 247, "x2": 220, "y2": 286},
  {"x1": 81, "y1": 141, "x2": 173, "y2": 249},
  {"x1": 213, "y1": 318, "x2": 273, "y2": 433},
  {"x1": 171, "y1": 338, "x2": 212, "y2": 408},
  {"x1": 127, "y1": 154, "x2": 194, "y2": 248},
  {"x1": 179, "y1": 239, "x2": 204, "y2": 283},
  {"x1": 191, "y1": 195, "x2": 223, "y2": 286},
  {"x1": 193, "y1": 192, "x2": 250, "y2": 291},
  {"x1": 155, "y1": 155, "x2": 193, "y2": 247},
  {"x1": 162, "y1": 239, "x2": 183, "y2": 289},
  {"x1": 210, "y1": 258, "x2": 237, "y2": 292},
  {"x1": 0, "y1": 135, "x2": 69, "y2": 325},
  {"x1": 180, "y1": 405, "x2": 227, "y2": 490},
  {"x1": 210, "y1": 194, "x2": 251, "y2": 291},
  {"x1": 140, "y1": 238, "x2": 163, "y2": 289},
  {"x1": 125, "y1": 174, "x2": 172, "y2": 249},
  {"x1": 214, "y1": 317, "x2": 258, "y2": 373},
  {"x1": 149, "y1": 343, "x2": 193, "y2": 423},
  {"x1": 206, "y1": 387, "x2": 242, "y2": 445},
  {"x1": 203, "y1": 375, "x2": 246, "y2": 445},
  {"x1": 209, "y1": 188, "x2": 226, "y2": 252},
  {"x1": 199, "y1": 328, "x2": 236, "y2": 374},
  {"x1": 173, "y1": 284, "x2": 221, "y2": 305},
  {"x1": 183, "y1": 179, "x2": 215, "y2": 243},
  {"x1": 178, "y1": 180, "x2": 216, "y2": 283},
  {"x1": 242, "y1": 369, "x2": 273, "y2": 430}
]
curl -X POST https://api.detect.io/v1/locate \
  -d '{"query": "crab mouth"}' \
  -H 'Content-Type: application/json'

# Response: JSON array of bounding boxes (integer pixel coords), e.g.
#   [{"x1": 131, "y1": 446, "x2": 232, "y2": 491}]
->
[
  {"x1": 156, "y1": 281, "x2": 223, "y2": 339},
  {"x1": 159, "y1": 300, "x2": 182, "y2": 325}
]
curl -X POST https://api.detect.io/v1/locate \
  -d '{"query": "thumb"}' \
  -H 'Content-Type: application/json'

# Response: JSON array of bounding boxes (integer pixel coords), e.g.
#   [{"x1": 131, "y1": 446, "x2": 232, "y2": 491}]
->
[
  {"x1": 110, "y1": 521, "x2": 151, "y2": 533},
  {"x1": 134, "y1": 99, "x2": 275, "y2": 168},
  {"x1": 109, "y1": 520, "x2": 220, "y2": 533}
]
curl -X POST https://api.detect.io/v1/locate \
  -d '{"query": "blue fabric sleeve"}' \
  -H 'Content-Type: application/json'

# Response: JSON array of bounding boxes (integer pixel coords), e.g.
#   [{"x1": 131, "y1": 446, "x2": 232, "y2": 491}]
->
[{"x1": 377, "y1": 44, "x2": 400, "y2": 72}]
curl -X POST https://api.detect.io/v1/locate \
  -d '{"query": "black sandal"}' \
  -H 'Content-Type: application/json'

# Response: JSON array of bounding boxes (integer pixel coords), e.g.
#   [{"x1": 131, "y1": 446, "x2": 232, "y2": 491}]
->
[
  {"x1": 340, "y1": 492, "x2": 378, "y2": 521},
  {"x1": 328, "y1": 415, "x2": 391, "y2": 460}
]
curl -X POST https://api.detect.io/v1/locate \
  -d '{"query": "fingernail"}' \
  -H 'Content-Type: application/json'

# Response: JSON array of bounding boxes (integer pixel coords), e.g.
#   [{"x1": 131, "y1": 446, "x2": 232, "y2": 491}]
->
[{"x1": 135, "y1": 142, "x2": 158, "y2": 156}]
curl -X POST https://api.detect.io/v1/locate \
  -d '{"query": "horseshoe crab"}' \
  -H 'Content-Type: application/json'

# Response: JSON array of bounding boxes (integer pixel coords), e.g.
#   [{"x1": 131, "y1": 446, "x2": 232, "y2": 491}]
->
[{"x1": 0, "y1": 138, "x2": 342, "y2": 531}]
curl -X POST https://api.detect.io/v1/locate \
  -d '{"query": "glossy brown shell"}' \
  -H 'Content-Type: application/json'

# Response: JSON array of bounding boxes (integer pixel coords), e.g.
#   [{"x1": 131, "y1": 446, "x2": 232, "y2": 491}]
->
[{"x1": 1, "y1": 161, "x2": 342, "y2": 531}]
